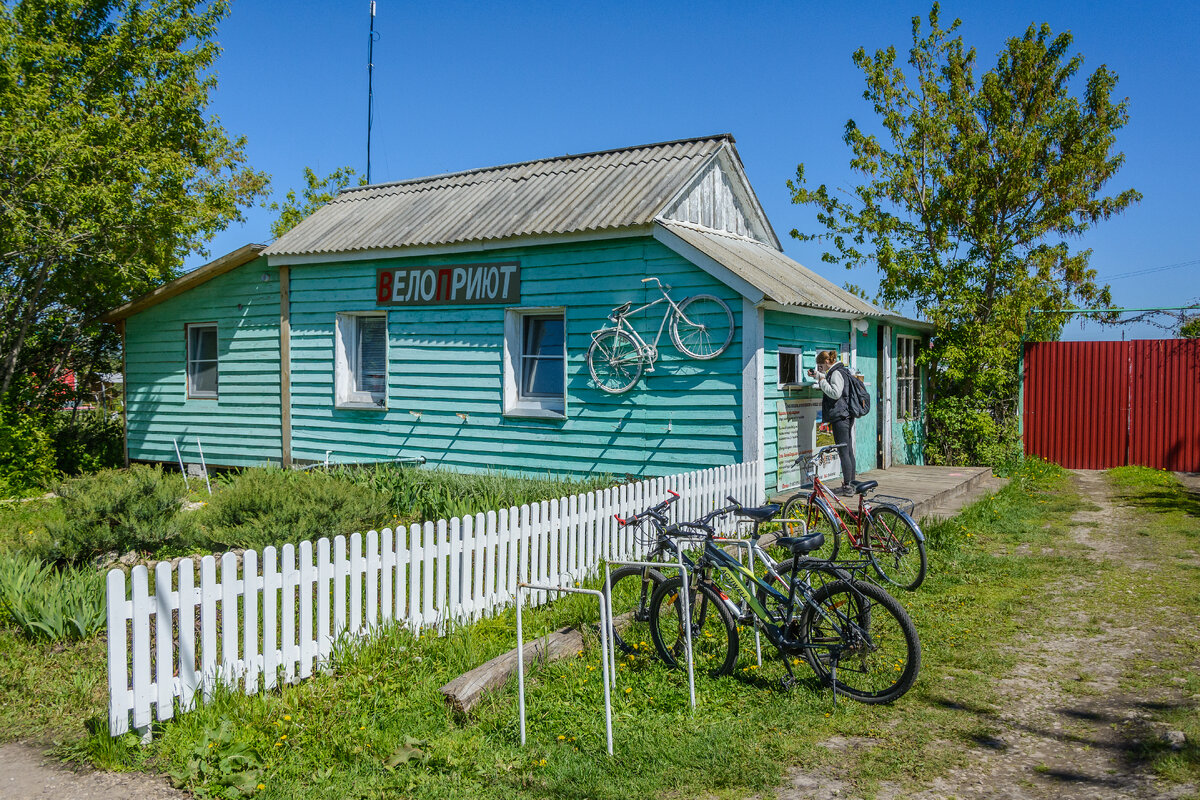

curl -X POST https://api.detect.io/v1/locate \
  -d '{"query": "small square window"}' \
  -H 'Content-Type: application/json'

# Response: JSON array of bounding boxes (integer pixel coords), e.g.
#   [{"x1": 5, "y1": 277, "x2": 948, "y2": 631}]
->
[
  {"x1": 186, "y1": 324, "x2": 218, "y2": 398},
  {"x1": 505, "y1": 308, "x2": 565, "y2": 417},
  {"x1": 336, "y1": 313, "x2": 388, "y2": 408}
]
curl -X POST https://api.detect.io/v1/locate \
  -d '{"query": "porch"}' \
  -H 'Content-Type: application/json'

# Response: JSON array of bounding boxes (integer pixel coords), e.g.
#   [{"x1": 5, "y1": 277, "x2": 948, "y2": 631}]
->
[{"x1": 768, "y1": 465, "x2": 1000, "y2": 522}]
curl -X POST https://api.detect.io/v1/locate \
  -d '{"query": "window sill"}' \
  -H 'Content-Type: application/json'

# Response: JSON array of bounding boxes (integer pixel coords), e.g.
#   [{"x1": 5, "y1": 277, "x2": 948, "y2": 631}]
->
[
  {"x1": 336, "y1": 401, "x2": 388, "y2": 411},
  {"x1": 503, "y1": 403, "x2": 565, "y2": 420}
]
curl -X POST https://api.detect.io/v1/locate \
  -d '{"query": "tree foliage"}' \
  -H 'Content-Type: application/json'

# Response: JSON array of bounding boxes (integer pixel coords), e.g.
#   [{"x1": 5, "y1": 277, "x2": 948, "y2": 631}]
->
[
  {"x1": 1181, "y1": 316, "x2": 1200, "y2": 339},
  {"x1": 790, "y1": 4, "x2": 1139, "y2": 464},
  {"x1": 269, "y1": 165, "x2": 363, "y2": 240},
  {"x1": 0, "y1": 0, "x2": 268, "y2": 414}
]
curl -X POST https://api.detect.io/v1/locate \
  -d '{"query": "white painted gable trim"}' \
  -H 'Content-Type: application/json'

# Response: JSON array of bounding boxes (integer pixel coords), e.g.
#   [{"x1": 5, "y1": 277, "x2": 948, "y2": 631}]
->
[
  {"x1": 651, "y1": 224, "x2": 765, "y2": 306},
  {"x1": 656, "y1": 144, "x2": 781, "y2": 249}
]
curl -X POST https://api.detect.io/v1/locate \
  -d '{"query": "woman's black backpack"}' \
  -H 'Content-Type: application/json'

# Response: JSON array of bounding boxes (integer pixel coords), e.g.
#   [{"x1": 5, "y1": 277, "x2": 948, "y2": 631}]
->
[{"x1": 834, "y1": 364, "x2": 872, "y2": 419}]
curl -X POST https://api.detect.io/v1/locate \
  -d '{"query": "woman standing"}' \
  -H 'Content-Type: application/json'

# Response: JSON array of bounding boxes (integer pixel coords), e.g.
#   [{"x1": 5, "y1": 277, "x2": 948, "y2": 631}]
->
[{"x1": 809, "y1": 350, "x2": 856, "y2": 495}]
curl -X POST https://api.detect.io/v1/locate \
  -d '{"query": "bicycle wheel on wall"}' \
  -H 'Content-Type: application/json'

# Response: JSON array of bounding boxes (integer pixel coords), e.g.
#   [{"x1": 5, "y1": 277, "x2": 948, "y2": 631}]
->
[
  {"x1": 800, "y1": 579, "x2": 921, "y2": 704},
  {"x1": 604, "y1": 565, "x2": 666, "y2": 657},
  {"x1": 648, "y1": 577, "x2": 739, "y2": 678},
  {"x1": 865, "y1": 504, "x2": 927, "y2": 591},
  {"x1": 587, "y1": 329, "x2": 644, "y2": 393},
  {"x1": 670, "y1": 294, "x2": 734, "y2": 360},
  {"x1": 780, "y1": 494, "x2": 841, "y2": 562}
]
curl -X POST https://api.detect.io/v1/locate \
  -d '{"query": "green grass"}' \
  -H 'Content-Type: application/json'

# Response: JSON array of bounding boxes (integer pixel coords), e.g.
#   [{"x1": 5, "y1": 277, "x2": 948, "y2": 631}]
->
[{"x1": 44, "y1": 458, "x2": 1100, "y2": 799}]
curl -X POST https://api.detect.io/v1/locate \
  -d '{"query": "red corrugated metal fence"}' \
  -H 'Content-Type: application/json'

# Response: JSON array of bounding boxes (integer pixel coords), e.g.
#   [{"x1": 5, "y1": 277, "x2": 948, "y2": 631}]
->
[{"x1": 1023, "y1": 339, "x2": 1200, "y2": 470}]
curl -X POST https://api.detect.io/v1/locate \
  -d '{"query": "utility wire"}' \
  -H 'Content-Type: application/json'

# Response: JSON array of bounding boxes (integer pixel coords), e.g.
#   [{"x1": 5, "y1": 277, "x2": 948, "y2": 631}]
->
[{"x1": 1106, "y1": 258, "x2": 1200, "y2": 281}]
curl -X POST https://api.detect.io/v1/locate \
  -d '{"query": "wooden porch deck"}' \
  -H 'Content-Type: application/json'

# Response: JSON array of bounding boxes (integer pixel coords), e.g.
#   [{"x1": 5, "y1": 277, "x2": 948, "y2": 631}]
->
[{"x1": 768, "y1": 465, "x2": 999, "y2": 522}]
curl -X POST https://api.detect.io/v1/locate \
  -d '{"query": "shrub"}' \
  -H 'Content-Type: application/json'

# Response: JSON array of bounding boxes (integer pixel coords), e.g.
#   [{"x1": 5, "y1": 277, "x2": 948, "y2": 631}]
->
[
  {"x1": 0, "y1": 552, "x2": 106, "y2": 641},
  {"x1": 51, "y1": 410, "x2": 125, "y2": 475},
  {"x1": 0, "y1": 406, "x2": 58, "y2": 496},
  {"x1": 198, "y1": 467, "x2": 384, "y2": 551},
  {"x1": 44, "y1": 464, "x2": 193, "y2": 565},
  {"x1": 334, "y1": 463, "x2": 615, "y2": 523}
]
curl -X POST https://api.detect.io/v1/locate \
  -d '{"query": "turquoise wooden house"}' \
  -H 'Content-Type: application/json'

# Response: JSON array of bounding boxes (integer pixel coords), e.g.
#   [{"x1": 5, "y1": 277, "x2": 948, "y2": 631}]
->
[{"x1": 101, "y1": 135, "x2": 931, "y2": 495}]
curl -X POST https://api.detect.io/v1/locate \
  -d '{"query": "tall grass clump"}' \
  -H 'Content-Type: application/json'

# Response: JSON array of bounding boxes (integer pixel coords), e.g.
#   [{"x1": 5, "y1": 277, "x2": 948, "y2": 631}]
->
[
  {"x1": 0, "y1": 552, "x2": 106, "y2": 641},
  {"x1": 44, "y1": 464, "x2": 193, "y2": 565},
  {"x1": 334, "y1": 463, "x2": 615, "y2": 523},
  {"x1": 198, "y1": 467, "x2": 385, "y2": 551}
]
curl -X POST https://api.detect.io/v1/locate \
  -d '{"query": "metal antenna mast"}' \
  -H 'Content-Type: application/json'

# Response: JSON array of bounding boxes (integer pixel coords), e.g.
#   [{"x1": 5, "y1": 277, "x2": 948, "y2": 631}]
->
[{"x1": 367, "y1": 0, "x2": 378, "y2": 183}]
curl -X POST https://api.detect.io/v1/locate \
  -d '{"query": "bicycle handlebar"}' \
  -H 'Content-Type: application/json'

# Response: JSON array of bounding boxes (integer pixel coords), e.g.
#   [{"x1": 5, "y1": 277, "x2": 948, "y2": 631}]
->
[{"x1": 614, "y1": 489, "x2": 680, "y2": 527}]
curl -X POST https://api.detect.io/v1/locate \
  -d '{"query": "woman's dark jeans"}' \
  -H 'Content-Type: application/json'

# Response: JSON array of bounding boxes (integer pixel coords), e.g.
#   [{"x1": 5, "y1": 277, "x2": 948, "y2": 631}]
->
[{"x1": 831, "y1": 417, "x2": 856, "y2": 485}]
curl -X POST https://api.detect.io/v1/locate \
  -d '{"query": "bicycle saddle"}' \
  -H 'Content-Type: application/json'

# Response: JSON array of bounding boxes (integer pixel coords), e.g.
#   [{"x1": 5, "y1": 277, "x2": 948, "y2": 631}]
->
[
  {"x1": 774, "y1": 532, "x2": 826, "y2": 554},
  {"x1": 854, "y1": 480, "x2": 879, "y2": 495},
  {"x1": 733, "y1": 504, "x2": 779, "y2": 522},
  {"x1": 611, "y1": 301, "x2": 632, "y2": 317}
]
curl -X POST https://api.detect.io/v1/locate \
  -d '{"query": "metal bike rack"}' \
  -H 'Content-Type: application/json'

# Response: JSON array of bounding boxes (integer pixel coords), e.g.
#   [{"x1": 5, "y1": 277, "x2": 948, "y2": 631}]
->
[
  {"x1": 603, "y1": 553, "x2": 696, "y2": 710},
  {"x1": 516, "y1": 583, "x2": 614, "y2": 756},
  {"x1": 713, "y1": 538, "x2": 763, "y2": 669}
]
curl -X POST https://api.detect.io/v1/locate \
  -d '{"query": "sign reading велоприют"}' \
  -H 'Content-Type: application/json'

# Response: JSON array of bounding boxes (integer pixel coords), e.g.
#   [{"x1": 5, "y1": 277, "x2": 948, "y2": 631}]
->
[{"x1": 376, "y1": 262, "x2": 520, "y2": 306}]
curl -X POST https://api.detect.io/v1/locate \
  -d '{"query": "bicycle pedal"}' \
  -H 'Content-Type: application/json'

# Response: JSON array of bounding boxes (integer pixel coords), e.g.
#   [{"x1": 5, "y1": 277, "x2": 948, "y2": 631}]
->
[{"x1": 780, "y1": 676, "x2": 797, "y2": 691}]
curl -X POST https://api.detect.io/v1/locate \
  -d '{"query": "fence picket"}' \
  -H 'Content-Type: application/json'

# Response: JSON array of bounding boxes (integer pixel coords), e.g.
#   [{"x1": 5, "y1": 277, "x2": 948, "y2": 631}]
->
[
  {"x1": 130, "y1": 566, "x2": 151, "y2": 732},
  {"x1": 154, "y1": 562, "x2": 174, "y2": 721},
  {"x1": 380, "y1": 529, "x2": 393, "y2": 626},
  {"x1": 408, "y1": 524, "x2": 422, "y2": 632},
  {"x1": 106, "y1": 570, "x2": 128, "y2": 735},
  {"x1": 261, "y1": 548, "x2": 278, "y2": 691},
  {"x1": 281, "y1": 544, "x2": 297, "y2": 683},
  {"x1": 199, "y1": 557, "x2": 217, "y2": 701},
  {"x1": 299, "y1": 540, "x2": 314, "y2": 679},
  {"x1": 316, "y1": 539, "x2": 331, "y2": 666},
  {"x1": 244, "y1": 550, "x2": 259, "y2": 693},
  {"x1": 422, "y1": 521, "x2": 435, "y2": 629}
]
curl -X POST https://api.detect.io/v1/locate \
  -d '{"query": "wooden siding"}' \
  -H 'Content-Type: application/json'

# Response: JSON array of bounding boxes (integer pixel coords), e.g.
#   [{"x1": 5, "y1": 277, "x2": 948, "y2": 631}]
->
[
  {"x1": 762, "y1": 311, "x2": 879, "y2": 490},
  {"x1": 286, "y1": 237, "x2": 743, "y2": 477},
  {"x1": 124, "y1": 257, "x2": 282, "y2": 467}
]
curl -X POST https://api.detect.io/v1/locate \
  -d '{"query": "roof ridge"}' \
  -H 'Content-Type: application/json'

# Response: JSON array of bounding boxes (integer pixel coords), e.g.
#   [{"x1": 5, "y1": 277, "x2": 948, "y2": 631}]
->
[{"x1": 337, "y1": 134, "x2": 734, "y2": 197}]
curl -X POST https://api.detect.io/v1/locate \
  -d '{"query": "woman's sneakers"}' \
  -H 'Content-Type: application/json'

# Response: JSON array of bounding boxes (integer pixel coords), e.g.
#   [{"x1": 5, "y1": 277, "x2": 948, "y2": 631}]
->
[{"x1": 834, "y1": 483, "x2": 857, "y2": 497}]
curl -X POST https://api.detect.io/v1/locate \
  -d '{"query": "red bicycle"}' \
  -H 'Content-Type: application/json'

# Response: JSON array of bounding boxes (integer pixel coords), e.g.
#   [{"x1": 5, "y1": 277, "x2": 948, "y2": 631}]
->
[{"x1": 780, "y1": 445, "x2": 927, "y2": 590}]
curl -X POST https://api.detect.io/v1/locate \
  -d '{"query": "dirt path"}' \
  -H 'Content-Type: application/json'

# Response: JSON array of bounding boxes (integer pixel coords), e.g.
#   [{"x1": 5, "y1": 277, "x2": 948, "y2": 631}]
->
[
  {"x1": 0, "y1": 743, "x2": 186, "y2": 800},
  {"x1": 780, "y1": 470, "x2": 1197, "y2": 800}
]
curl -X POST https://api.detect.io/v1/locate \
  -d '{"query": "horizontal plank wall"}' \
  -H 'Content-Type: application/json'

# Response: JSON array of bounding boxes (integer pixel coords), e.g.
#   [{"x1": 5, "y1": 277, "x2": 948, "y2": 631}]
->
[
  {"x1": 286, "y1": 237, "x2": 743, "y2": 478},
  {"x1": 124, "y1": 257, "x2": 283, "y2": 467},
  {"x1": 762, "y1": 311, "x2": 878, "y2": 491}
]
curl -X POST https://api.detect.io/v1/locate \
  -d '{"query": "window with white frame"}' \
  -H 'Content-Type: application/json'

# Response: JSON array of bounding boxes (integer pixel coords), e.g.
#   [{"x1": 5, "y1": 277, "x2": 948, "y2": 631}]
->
[
  {"x1": 896, "y1": 335, "x2": 922, "y2": 418},
  {"x1": 777, "y1": 347, "x2": 804, "y2": 388},
  {"x1": 186, "y1": 324, "x2": 219, "y2": 398},
  {"x1": 335, "y1": 312, "x2": 388, "y2": 408},
  {"x1": 504, "y1": 308, "x2": 565, "y2": 417}
]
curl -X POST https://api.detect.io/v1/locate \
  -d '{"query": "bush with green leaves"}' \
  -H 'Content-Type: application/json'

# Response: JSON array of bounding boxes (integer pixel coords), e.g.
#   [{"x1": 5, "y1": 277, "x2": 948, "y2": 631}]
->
[
  {"x1": 51, "y1": 410, "x2": 125, "y2": 475},
  {"x1": 198, "y1": 467, "x2": 385, "y2": 552},
  {"x1": 0, "y1": 406, "x2": 58, "y2": 496},
  {"x1": 44, "y1": 464, "x2": 193, "y2": 564},
  {"x1": 334, "y1": 463, "x2": 615, "y2": 523},
  {"x1": 0, "y1": 552, "x2": 106, "y2": 641}
]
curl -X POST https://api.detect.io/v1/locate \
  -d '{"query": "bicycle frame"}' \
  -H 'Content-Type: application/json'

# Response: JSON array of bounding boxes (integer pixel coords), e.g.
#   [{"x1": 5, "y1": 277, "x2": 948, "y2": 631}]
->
[
  {"x1": 596, "y1": 278, "x2": 698, "y2": 365},
  {"x1": 802, "y1": 454, "x2": 897, "y2": 557}
]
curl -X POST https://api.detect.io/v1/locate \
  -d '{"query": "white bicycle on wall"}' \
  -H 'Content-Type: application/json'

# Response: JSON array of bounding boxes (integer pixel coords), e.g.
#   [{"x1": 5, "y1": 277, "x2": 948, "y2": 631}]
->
[{"x1": 586, "y1": 277, "x2": 734, "y2": 394}]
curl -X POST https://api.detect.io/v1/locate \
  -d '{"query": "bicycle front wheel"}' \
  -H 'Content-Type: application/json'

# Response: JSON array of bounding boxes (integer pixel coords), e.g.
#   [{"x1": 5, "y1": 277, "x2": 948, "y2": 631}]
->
[
  {"x1": 670, "y1": 294, "x2": 734, "y2": 360},
  {"x1": 649, "y1": 577, "x2": 738, "y2": 678},
  {"x1": 605, "y1": 565, "x2": 666, "y2": 658},
  {"x1": 800, "y1": 579, "x2": 920, "y2": 704},
  {"x1": 587, "y1": 329, "x2": 644, "y2": 393},
  {"x1": 780, "y1": 494, "x2": 840, "y2": 562},
  {"x1": 865, "y1": 504, "x2": 927, "y2": 591}
]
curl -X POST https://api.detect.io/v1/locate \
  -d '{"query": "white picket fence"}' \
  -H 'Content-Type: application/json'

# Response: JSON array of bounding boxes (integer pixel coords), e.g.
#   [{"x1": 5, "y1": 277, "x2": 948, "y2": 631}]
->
[{"x1": 106, "y1": 459, "x2": 762, "y2": 736}]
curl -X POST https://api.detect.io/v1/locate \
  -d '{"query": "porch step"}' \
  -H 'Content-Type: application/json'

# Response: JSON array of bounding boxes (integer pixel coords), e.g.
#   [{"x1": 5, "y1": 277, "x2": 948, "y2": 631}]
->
[{"x1": 917, "y1": 473, "x2": 1008, "y2": 522}]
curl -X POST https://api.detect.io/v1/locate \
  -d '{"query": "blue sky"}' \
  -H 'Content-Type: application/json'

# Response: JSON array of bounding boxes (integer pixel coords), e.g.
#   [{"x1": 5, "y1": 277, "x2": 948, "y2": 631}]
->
[{"x1": 196, "y1": 0, "x2": 1200, "y2": 340}]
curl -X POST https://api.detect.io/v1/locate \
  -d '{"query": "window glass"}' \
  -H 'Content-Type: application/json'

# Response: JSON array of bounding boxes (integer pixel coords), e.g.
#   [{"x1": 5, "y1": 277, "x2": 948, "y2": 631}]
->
[
  {"x1": 356, "y1": 316, "x2": 387, "y2": 395},
  {"x1": 520, "y1": 315, "x2": 564, "y2": 398},
  {"x1": 187, "y1": 324, "x2": 218, "y2": 398},
  {"x1": 896, "y1": 335, "x2": 920, "y2": 418}
]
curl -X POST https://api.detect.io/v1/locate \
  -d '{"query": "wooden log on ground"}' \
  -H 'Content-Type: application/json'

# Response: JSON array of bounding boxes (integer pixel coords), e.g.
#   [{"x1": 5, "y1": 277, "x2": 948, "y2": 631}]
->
[
  {"x1": 439, "y1": 626, "x2": 583, "y2": 717},
  {"x1": 439, "y1": 611, "x2": 634, "y2": 717}
]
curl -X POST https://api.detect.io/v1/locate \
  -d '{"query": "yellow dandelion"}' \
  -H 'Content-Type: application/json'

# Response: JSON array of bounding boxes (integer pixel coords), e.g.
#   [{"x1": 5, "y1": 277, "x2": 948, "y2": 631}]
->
[
  {"x1": 280, "y1": 734, "x2": 287, "y2": 740},
  {"x1": 257, "y1": 784, "x2": 266, "y2": 791},
  {"x1": 624, "y1": 687, "x2": 632, "y2": 694},
  {"x1": 557, "y1": 735, "x2": 566, "y2": 740},
  {"x1": 283, "y1": 715, "x2": 292, "y2": 721}
]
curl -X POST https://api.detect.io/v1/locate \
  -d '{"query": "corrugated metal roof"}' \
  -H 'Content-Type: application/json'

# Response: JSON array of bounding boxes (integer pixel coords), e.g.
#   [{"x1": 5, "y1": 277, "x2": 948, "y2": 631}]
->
[
  {"x1": 656, "y1": 221, "x2": 884, "y2": 317},
  {"x1": 264, "y1": 136, "x2": 730, "y2": 257}
]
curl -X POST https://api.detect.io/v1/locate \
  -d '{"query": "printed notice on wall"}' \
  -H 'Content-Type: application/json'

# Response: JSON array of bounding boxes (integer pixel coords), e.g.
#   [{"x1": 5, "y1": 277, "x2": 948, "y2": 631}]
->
[
  {"x1": 376, "y1": 262, "x2": 520, "y2": 306},
  {"x1": 776, "y1": 397, "x2": 841, "y2": 493}
]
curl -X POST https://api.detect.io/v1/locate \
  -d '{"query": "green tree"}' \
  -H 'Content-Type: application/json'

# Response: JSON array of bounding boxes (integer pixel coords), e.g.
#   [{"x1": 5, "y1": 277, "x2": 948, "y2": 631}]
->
[
  {"x1": 1181, "y1": 316, "x2": 1200, "y2": 339},
  {"x1": 789, "y1": 4, "x2": 1139, "y2": 465},
  {"x1": 269, "y1": 166, "x2": 363, "y2": 239},
  {"x1": 0, "y1": 0, "x2": 268, "y2": 413}
]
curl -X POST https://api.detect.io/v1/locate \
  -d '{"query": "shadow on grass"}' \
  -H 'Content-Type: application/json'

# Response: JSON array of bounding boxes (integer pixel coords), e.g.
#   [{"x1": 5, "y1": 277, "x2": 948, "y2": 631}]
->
[{"x1": 1117, "y1": 488, "x2": 1200, "y2": 519}]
